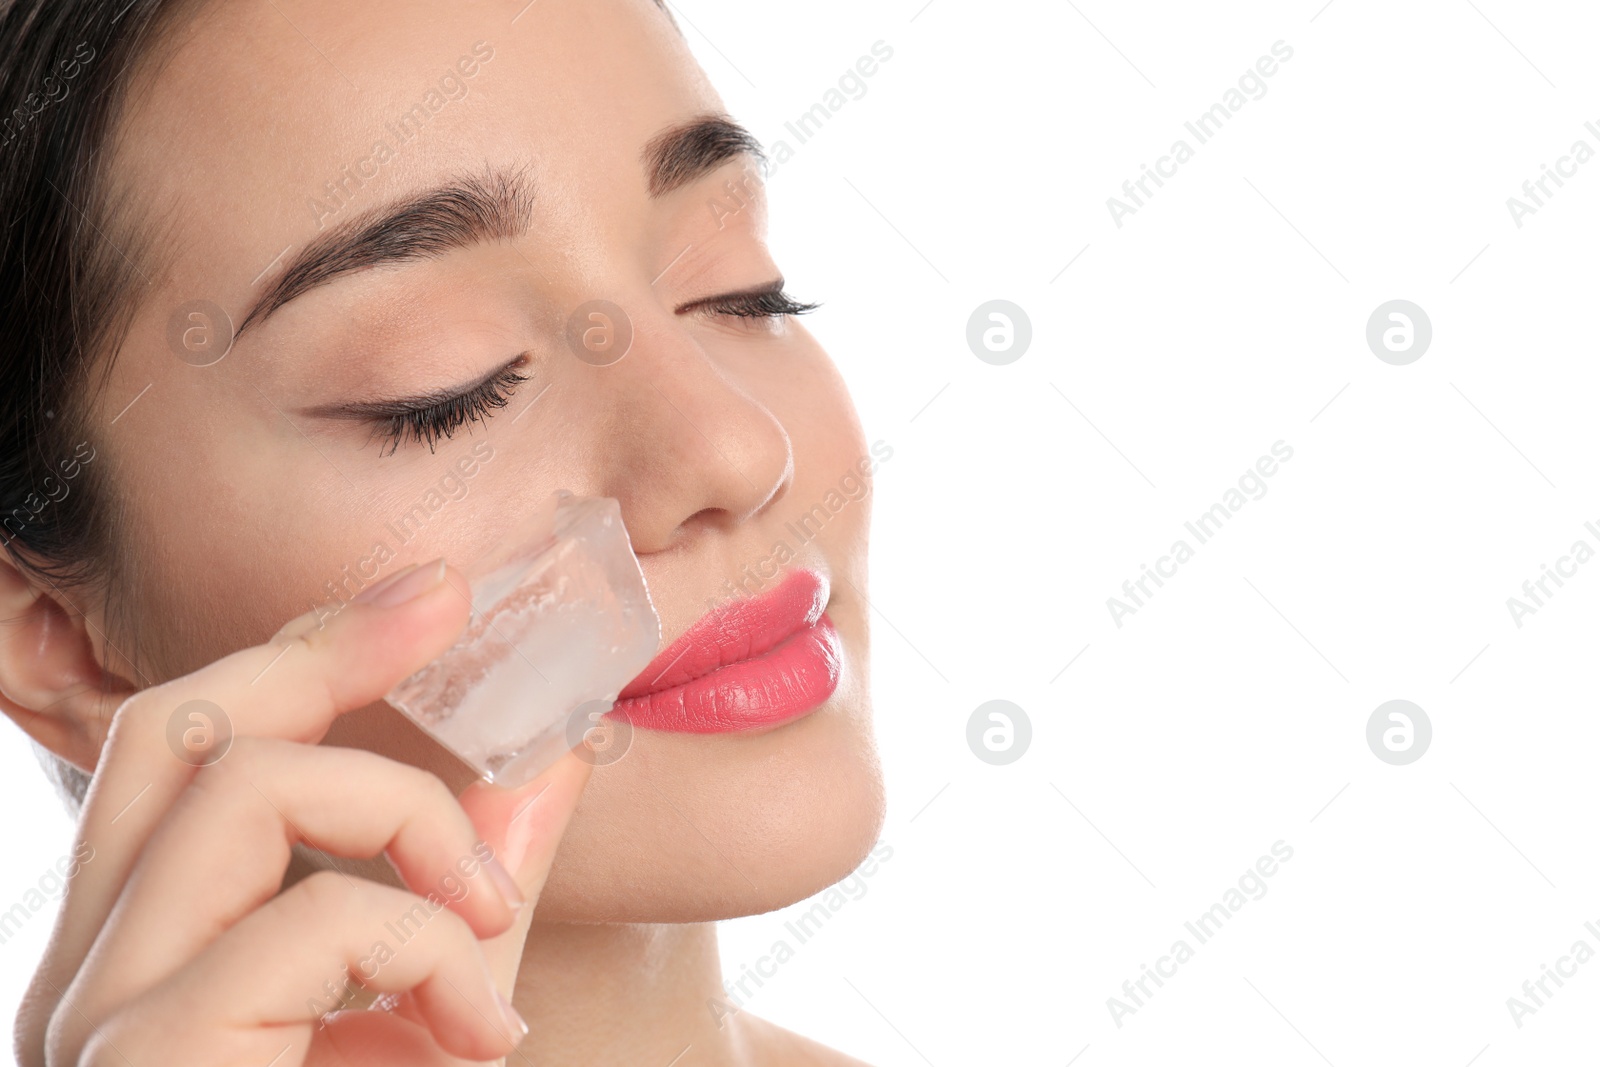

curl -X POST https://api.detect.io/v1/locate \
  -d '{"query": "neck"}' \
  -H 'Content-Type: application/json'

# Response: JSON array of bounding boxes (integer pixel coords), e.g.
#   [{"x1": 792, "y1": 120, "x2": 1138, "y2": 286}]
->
[{"x1": 510, "y1": 921, "x2": 750, "y2": 1065}]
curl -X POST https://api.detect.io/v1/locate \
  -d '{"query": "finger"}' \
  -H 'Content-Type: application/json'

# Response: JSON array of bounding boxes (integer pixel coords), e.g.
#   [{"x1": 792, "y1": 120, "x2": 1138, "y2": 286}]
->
[
  {"x1": 460, "y1": 748, "x2": 592, "y2": 902},
  {"x1": 31, "y1": 561, "x2": 470, "y2": 1041},
  {"x1": 72, "y1": 739, "x2": 524, "y2": 1020},
  {"x1": 76, "y1": 872, "x2": 524, "y2": 1067},
  {"x1": 456, "y1": 749, "x2": 592, "y2": 992}
]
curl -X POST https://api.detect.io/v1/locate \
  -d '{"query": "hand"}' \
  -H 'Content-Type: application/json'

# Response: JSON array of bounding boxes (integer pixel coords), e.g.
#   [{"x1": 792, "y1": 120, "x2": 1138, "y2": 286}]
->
[{"x1": 15, "y1": 559, "x2": 592, "y2": 1066}]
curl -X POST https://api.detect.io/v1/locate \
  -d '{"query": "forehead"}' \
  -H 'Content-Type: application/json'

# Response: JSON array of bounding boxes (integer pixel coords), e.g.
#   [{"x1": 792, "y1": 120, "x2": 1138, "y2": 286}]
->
[{"x1": 113, "y1": 0, "x2": 717, "y2": 316}]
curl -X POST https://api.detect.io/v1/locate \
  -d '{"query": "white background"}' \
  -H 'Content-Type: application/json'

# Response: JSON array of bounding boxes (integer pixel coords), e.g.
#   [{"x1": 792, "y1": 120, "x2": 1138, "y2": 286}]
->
[{"x1": 7, "y1": 1, "x2": 1600, "y2": 1064}]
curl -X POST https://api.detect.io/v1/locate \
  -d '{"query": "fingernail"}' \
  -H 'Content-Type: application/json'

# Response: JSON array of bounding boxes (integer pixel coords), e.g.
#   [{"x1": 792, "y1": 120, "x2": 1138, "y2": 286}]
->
[
  {"x1": 496, "y1": 989, "x2": 529, "y2": 1041},
  {"x1": 351, "y1": 561, "x2": 421, "y2": 604},
  {"x1": 482, "y1": 852, "x2": 525, "y2": 912},
  {"x1": 355, "y1": 558, "x2": 444, "y2": 608}
]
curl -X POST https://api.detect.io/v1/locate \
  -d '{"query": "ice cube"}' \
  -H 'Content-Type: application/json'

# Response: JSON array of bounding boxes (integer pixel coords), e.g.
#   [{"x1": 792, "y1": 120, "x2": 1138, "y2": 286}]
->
[{"x1": 384, "y1": 492, "x2": 660, "y2": 788}]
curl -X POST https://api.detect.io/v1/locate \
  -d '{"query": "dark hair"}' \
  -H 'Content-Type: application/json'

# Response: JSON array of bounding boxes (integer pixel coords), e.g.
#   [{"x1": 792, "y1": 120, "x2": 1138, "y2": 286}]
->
[{"x1": 0, "y1": 0, "x2": 187, "y2": 802}]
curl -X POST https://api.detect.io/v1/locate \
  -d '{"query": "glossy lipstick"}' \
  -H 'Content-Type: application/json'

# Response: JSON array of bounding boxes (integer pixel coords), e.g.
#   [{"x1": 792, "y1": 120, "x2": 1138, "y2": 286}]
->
[{"x1": 611, "y1": 569, "x2": 841, "y2": 733}]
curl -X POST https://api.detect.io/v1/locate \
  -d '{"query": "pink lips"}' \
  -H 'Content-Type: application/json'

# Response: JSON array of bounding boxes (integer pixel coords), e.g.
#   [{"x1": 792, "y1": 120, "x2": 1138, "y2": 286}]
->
[{"x1": 611, "y1": 569, "x2": 841, "y2": 733}]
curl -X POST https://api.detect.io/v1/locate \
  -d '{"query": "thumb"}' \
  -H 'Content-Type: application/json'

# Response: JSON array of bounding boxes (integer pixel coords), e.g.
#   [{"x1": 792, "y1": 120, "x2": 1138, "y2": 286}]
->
[
  {"x1": 457, "y1": 751, "x2": 592, "y2": 993},
  {"x1": 460, "y1": 749, "x2": 592, "y2": 901}
]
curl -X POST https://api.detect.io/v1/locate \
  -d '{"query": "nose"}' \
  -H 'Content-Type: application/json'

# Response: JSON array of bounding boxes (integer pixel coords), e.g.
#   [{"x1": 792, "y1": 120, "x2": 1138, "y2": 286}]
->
[{"x1": 601, "y1": 310, "x2": 794, "y2": 555}]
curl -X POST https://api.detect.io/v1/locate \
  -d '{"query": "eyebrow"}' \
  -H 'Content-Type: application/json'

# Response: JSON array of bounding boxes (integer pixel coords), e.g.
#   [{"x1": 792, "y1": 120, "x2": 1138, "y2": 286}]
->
[
  {"x1": 642, "y1": 113, "x2": 766, "y2": 197},
  {"x1": 235, "y1": 167, "x2": 535, "y2": 339},
  {"x1": 235, "y1": 114, "x2": 765, "y2": 339}
]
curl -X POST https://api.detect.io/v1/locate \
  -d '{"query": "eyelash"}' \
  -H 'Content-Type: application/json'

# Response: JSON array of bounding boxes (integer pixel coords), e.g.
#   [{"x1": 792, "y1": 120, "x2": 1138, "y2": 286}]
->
[
  {"x1": 691, "y1": 287, "x2": 819, "y2": 319},
  {"x1": 373, "y1": 286, "x2": 815, "y2": 455},
  {"x1": 371, "y1": 362, "x2": 529, "y2": 457}
]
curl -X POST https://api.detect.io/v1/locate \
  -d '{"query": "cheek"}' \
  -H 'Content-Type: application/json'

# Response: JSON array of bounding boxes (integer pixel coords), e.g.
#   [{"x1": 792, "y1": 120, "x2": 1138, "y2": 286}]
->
[
  {"x1": 776, "y1": 331, "x2": 871, "y2": 498},
  {"x1": 124, "y1": 504, "x2": 394, "y2": 680},
  {"x1": 110, "y1": 421, "x2": 505, "y2": 680},
  {"x1": 789, "y1": 342, "x2": 872, "y2": 560}
]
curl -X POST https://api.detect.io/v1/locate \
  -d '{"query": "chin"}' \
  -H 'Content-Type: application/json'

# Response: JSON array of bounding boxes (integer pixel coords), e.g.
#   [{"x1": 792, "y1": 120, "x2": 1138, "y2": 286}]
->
[{"x1": 533, "y1": 675, "x2": 885, "y2": 924}]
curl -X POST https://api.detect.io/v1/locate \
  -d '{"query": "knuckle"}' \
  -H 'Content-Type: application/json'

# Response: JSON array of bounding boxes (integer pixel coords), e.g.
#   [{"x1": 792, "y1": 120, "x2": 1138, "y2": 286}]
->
[
  {"x1": 260, "y1": 626, "x2": 344, "y2": 716},
  {"x1": 75, "y1": 1008, "x2": 150, "y2": 1067},
  {"x1": 348, "y1": 749, "x2": 457, "y2": 819},
  {"x1": 413, "y1": 895, "x2": 473, "y2": 946},
  {"x1": 179, "y1": 740, "x2": 300, "y2": 847},
  {"x1": 187, "y1": 737, "x2": 262, "y2": 795},
  {"x1": 75, "y1": 1025, "x2": 123, "y2": 1067},
  {"x1": 285, "y1": 632, "x2": 345, "y2": 716},
  {"x1": 42, "y1": 992, "x2": 94, "y2": 1067},
  {"x1": 101, "y1": 685, "x2": 166, "y2": 751},
  {"x1": 289, "y1": 868, "x2": 363, "y2": 925},
  {"x1": 410, "y1": 763, "x2": 460, "y2": 814},
  {"x1": 296, "y1": 867, "x2": 350, "y2": 909},
  {"x1": 280, "y1": 613, "x2": 342, "y2": 664}
]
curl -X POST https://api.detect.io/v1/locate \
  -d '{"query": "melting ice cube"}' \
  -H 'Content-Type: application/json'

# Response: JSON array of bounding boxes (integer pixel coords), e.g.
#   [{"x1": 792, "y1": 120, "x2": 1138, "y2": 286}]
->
[{"x1": 385, "y1": 492, "x2": 661, "y2": 788}]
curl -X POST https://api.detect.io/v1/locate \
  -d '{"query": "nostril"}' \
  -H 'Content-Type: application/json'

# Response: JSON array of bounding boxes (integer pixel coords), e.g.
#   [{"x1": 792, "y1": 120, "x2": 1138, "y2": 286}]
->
[{"x1": 682, "y1": 506, "x2": 730, "y2": 535}]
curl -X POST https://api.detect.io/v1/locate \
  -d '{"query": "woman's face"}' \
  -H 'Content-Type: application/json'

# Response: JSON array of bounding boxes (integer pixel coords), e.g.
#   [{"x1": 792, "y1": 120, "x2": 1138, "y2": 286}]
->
[{"x1": 89, "y1": 0, "x2": 883, "y2": 921}]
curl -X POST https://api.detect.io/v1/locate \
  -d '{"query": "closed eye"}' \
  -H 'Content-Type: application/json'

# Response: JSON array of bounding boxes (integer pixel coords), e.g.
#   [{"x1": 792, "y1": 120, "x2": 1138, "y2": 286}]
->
[
  {"x1": 304, "y1": 354, "x2": 530, "y2": 457},
  {"x1": 678, "y1": 278, "x2": 818, "y2": 319},
  {"x1": 373, "y1": 358, "x2": 529, "y2": 456}
]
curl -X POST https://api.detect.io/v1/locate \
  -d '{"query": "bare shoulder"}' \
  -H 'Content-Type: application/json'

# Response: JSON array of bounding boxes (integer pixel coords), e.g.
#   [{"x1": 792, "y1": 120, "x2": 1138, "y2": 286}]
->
[{"x1": 734, "y1": 1012, "x2": 877, "y2": 1067}]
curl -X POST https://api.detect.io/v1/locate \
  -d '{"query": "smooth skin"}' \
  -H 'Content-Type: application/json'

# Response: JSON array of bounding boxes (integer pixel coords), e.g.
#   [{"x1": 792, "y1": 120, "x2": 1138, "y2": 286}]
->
[{"x1": 0, "y1": 0, "x2": 883, "y2": 1063}]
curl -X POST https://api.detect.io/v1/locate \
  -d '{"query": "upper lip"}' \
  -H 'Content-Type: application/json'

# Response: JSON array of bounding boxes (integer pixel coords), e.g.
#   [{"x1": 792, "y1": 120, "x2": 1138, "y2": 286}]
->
[{"x1": 618, "y1": 568, "x2": 829, "y2": 700}]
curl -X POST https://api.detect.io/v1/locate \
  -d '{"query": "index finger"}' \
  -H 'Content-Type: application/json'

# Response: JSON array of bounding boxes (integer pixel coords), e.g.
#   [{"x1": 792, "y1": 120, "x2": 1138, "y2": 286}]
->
[{"x1": 32, "y1": 559, "x2": 471, "y2": 1026}]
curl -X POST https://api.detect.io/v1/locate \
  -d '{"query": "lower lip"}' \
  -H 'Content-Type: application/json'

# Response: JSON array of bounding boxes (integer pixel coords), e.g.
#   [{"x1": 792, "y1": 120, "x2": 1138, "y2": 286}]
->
[{"x1": 610, "y1": 614, "x2": 842, "y2": 733}]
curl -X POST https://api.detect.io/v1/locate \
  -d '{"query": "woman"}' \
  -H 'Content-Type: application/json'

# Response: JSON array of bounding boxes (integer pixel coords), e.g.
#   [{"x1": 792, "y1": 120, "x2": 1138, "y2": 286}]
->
[{"x1": 0, "y1": 0, "x2": 886, "y2": 1062}]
